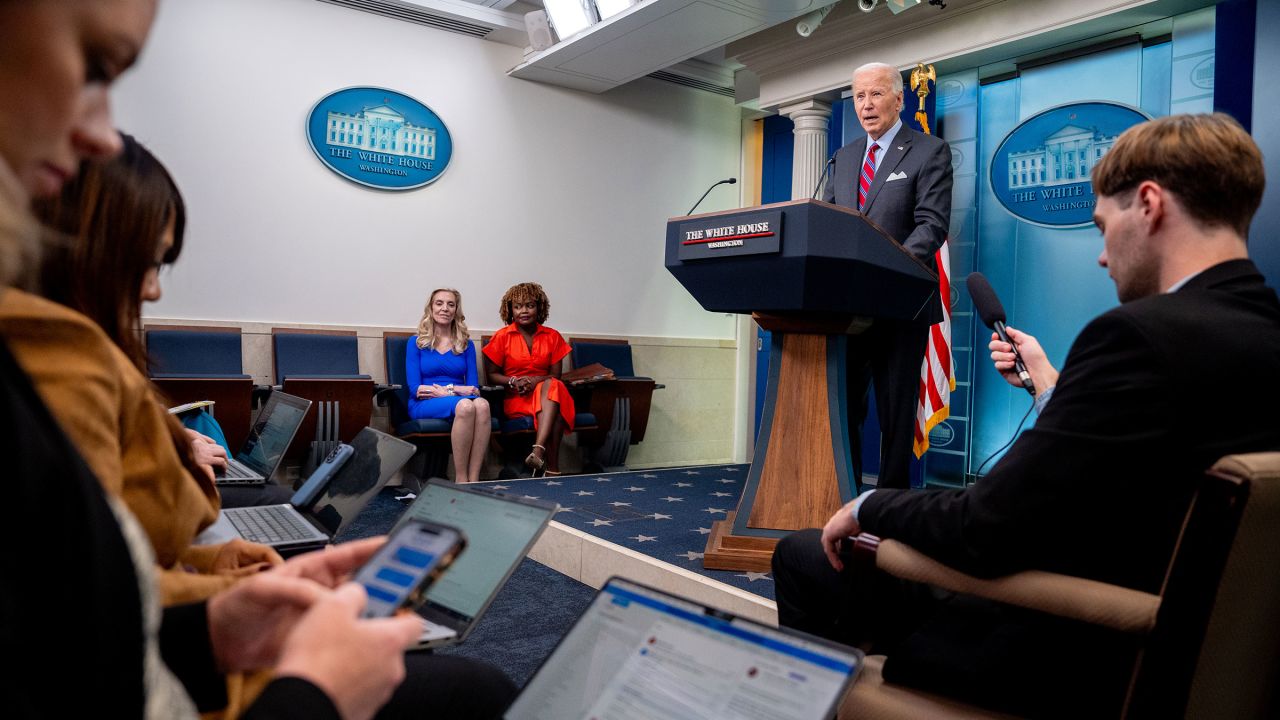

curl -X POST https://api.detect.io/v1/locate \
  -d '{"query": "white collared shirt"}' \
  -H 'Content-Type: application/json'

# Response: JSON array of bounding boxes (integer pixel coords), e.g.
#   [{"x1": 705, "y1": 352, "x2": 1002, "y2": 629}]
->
[{"x1": 862, "y1": 119, "x2": 903, "y2": 172}]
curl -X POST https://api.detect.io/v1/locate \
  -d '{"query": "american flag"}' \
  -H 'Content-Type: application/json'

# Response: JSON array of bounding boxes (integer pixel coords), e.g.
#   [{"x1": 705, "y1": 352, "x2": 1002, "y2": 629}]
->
[{"x1": 913, "y1": 239, "x2": 953, "y2": 457}]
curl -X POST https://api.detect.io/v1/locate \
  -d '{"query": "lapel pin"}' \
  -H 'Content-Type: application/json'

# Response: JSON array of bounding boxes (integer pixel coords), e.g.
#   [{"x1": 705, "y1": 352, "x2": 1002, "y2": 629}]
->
[{"x1": 897, "y1": 146, "x2": 904, "y2": 150}]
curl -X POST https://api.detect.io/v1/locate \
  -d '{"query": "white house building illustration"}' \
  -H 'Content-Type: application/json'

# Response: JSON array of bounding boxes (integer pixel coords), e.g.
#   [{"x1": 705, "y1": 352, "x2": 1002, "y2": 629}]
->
[
  {"x1": 326, "y1": 104, "x2": 436, "y2": 159},
  {"x1": 1007, "y1": 124, "x2": 1116, "y2": 189}
]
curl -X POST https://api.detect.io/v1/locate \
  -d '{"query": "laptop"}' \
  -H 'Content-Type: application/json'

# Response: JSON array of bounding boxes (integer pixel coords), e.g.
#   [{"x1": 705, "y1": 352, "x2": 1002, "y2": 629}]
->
[
  {"x1": 504, "y1": 577, "x2": 863, "y2": 720},
  {"x1": 197, "y1": 427, "x2": 415, "y2": 554},
  {"x1": 391, "y1": 479, "x2": 558, "y2": 648},
  {"x1": 215, "y1": 391, "x2": 312, "y2": 486}
]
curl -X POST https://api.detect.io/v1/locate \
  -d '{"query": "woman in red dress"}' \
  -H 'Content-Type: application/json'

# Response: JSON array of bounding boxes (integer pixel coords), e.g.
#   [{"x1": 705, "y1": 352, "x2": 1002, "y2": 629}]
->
[{"x1": 484, "y1": 282, "x2": 575, "y2": 476}]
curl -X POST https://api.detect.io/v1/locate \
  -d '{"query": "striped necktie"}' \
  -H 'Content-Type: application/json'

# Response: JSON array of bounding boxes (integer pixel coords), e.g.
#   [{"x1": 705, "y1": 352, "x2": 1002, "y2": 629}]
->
[{"x1": 859, "y1": 142, "x2": 879, "y2": 210}]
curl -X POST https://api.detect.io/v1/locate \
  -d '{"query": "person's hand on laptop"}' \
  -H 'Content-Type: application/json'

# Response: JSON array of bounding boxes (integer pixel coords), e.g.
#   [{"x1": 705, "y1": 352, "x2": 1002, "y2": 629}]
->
[
  {"x1": 186, "y1": 428, "x2": 228, "y2": 480},
  {"x1": 210, "y1": 538, "x2": 284, "y2": 576}
]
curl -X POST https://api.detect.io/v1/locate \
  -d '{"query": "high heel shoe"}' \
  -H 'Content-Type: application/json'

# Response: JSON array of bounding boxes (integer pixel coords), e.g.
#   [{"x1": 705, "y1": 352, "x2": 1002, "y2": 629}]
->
[{"x1": 525, "y1": 444, "x2": 547, "y2": 477}]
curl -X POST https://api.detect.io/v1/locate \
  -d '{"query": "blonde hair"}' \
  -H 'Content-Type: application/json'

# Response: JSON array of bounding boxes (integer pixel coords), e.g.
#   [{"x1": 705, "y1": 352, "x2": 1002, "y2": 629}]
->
[{"x1": 415, "y1": 288, "x2": 470, "y2": 354}]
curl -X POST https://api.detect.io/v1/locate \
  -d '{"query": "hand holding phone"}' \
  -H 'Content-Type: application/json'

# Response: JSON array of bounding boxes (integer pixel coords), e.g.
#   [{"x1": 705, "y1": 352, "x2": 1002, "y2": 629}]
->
[{"x1": 352, "y1": 520, "x2": 466, "y2": 618}]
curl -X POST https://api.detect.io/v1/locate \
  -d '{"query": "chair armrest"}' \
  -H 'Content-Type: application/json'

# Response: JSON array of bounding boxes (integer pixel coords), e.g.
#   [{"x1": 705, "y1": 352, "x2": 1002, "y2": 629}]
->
[
  {"x1": 857, "y1": 534, "x2": 1160, "y2": 635},
  {"x1": 374, "y1": 384, "x2": 401, "y2": 406}
]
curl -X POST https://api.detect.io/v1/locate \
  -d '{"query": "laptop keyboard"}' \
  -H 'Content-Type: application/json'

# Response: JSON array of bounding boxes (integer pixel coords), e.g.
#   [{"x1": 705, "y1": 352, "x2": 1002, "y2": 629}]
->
[
  {"x1": 216, "y1": 458, "x2": 264, "y2": 485},
  {"x1": 226, "y1": 506, "x2": 321, "y2": 544}
]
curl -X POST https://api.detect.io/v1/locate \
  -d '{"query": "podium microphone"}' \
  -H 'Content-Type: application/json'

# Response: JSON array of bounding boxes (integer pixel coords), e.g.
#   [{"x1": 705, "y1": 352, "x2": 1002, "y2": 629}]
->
[
  {"x1": 966, "y1": 272, "x2": 1036, "y2": 396},
  {"x1": 686, "y1": 178, "x2": 737, "y2": 216},
  {"x1": 811, "y1": 157, "x2": 836, "y2": 200}
]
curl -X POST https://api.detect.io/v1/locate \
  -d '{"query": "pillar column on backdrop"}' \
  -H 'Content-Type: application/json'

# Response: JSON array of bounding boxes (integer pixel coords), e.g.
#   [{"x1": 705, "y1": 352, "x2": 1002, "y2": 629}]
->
[{"x1": 781, "y1": 99, "x2": 832, "y2": 200}]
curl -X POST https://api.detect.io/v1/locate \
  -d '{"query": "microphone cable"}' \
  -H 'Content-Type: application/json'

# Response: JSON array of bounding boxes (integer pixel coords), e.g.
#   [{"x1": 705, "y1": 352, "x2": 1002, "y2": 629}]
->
[{"x1": 969, "y1": 397, "x2": 1036, "y2": 483}]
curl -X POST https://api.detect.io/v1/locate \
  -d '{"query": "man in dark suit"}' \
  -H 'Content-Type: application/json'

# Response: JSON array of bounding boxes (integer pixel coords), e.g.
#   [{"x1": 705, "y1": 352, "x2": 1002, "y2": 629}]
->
[
  {"x1": 822, "y1": 62, "x2": 953, "y2": 490},
  {"x1": 775, "y1": 113, "x2": 1280, "y2": 716}
]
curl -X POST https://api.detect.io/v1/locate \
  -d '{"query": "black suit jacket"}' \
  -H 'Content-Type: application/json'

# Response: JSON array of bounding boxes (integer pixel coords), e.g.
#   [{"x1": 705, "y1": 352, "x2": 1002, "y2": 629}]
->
[
  {"x1": 823, "y1": 124, "x2": 953, "y2": 263},
  {"x1": 857, "y1": 259, "x2": 1280, "y2": 713}
]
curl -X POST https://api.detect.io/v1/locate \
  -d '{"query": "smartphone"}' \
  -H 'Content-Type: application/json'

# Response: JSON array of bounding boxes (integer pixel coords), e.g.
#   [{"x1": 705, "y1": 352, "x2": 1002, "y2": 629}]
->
[
  {"x1": 290, "y1": 443, "x2": 354, "y2": 507},
  {"x1": 352, "y1": 520, "x2": 466, "y2": 618}
]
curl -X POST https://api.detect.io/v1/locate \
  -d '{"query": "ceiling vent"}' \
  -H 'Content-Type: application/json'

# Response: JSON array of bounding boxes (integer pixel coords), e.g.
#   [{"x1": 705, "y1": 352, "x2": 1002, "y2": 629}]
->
[
  {"x1": 316, "y1": 0, "x2": 505, "y2": 39},
  {"x1": 647, "y1": 70, "x2": 735, "y2": 97}
]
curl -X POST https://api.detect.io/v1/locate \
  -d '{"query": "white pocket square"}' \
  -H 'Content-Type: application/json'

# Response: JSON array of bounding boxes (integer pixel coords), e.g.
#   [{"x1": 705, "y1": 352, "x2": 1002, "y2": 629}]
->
[{"x1": 886, "y1": 171, "x2": 908, "y2": 182}]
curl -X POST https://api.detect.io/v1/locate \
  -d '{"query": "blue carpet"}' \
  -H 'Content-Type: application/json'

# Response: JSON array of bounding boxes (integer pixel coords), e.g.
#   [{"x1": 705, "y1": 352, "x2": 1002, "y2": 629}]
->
[{"x1": 473, "y1": 463, "x2": 775, "y2": 601}]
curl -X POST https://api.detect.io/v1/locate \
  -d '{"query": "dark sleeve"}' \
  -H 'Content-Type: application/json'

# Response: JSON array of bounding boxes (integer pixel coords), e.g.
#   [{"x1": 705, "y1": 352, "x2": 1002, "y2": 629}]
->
[
  {"x1": 900, "y1": 138, "x2": 953, "y2": 261},
  {"x1": 242, "y1": 677, "x2": 341, "y2": 720},
  {"x1": 159, "y1": 602, "x2": 227, "y2": 712},
  {"x1": 859, "y1": 310, "x2": 1172, "y2": 579}
]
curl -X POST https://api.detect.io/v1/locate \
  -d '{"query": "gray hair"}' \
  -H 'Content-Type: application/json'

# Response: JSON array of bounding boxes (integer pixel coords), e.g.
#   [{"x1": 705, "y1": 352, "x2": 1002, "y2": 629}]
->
[{"x1": 853, "y1": 62, "x2": 903, "y2": 93}]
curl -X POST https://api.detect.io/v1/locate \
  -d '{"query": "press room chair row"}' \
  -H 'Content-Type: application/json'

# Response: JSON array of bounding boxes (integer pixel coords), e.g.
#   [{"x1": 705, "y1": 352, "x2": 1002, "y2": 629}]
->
[{"x1": 146, "y1": 327, "x2": 383, "y2": 466}]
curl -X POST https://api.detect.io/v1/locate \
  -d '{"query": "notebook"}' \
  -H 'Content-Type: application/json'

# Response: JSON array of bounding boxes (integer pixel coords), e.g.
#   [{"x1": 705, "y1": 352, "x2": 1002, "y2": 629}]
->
[
  {"x1": 391, "y1": 479, "x2": 558, "y2": 648},
  {"x1": 197, "y1": 427, "x2": 414, "y2": 554},
  {"x1": 215, "y1": 391, "x2": 312, "y2": 486},
  {"x1": 505, "y1": 577, "x2": 863, "y2": 720}
]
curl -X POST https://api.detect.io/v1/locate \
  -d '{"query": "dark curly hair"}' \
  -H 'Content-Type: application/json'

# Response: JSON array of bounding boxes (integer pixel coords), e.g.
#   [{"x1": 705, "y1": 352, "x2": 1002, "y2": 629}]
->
[{"x1": 498, "y1": 282, "x2": 550, "y2": 325}]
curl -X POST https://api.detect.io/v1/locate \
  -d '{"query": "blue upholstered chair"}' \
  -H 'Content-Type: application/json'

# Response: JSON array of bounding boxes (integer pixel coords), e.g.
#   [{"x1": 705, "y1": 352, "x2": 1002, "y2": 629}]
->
[
  {"x1": 145, "y1": 326, "x2": 255, "y2": 448},
  {"x1": 569, "y1": 338, "x2": 660, "y2": 470},
  {"x1": 271, "y1": 329, "x2": 374, "y2": 463}
]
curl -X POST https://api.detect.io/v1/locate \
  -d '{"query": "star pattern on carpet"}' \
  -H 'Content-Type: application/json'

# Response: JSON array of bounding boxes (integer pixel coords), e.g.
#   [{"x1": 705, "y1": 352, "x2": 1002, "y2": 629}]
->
[
  {"x1": 522, "y1": 495, "x2": 539, "y2": 500},
  {"x1": 475, "y1": 463, "x2": 768, "y2": 598},
  {"x1": 556, "y1": 507, "x2": 574, "y2": 513},
  {"x1": 491, "y1": 484, "x2": 510, "y2": 490}
]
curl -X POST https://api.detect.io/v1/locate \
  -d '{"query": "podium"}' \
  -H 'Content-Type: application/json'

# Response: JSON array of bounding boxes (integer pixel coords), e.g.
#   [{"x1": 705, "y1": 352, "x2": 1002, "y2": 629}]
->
[{"x1": 665, "y1": 199, "x2": 939, "y2": 571}]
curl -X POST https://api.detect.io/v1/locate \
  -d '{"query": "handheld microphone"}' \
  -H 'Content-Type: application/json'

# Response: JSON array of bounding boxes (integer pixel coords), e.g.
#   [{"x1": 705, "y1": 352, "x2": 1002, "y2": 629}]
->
[
  {"x1": 686, "y1": 178, "x2": 737, "y2": 216},
  {"x1": 966, "y1": 272, "x2": 1036, "y2": 396},
  {"x1": 811, "y1": 156, "x2": 836, "y2": 200}
]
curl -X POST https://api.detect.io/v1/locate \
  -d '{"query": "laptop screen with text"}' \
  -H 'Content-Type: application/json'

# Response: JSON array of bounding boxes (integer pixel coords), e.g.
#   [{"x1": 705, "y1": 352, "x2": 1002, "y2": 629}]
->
[
  {"x1": 505, "y1": 578, "x2": 861, "y2": 720},
  {"x1": 394, "y1": 482, "x2": 555, "y2": 625}
]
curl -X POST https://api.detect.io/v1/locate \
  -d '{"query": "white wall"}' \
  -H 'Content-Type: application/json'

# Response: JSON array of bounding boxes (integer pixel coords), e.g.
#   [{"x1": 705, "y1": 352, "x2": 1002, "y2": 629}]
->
[{"x1": 116, "y1": 0, "x2": 742, "y2": 339}]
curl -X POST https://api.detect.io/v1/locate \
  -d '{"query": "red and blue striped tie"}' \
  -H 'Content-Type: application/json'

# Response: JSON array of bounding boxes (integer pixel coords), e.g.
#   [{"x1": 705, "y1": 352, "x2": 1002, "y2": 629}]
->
[{"x1": 859, "y1": 142, "x2": 879, "y2": 210}]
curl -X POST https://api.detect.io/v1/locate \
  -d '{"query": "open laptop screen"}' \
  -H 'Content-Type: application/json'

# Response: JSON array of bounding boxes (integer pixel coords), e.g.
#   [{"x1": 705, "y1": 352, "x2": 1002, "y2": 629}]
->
[
  {"x1": 394, "y1": 482, "x2": 556, "y2": 626},
  {"x1": 236, "y1": 393, "x2": 309, "y2": 475},
  {"x1": 305, "y1": 427, "x2": 414, "y2": 536},
  {"x1": 505, "y1": 578, "x2": 861, "y2": 720}
]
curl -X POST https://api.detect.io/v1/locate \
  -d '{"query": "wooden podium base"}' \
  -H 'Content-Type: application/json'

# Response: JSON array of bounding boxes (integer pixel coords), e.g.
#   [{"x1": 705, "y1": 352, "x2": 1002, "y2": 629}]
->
[{"x1": 703, "y1": 512, "x2": 778, "y2": 572}]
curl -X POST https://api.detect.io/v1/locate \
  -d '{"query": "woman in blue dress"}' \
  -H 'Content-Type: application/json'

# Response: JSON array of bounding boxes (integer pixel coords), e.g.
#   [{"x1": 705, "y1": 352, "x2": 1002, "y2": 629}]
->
[{"x1": 407, "y1": 288, "x2": 491, "y2": 483}]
